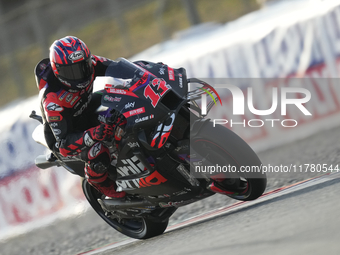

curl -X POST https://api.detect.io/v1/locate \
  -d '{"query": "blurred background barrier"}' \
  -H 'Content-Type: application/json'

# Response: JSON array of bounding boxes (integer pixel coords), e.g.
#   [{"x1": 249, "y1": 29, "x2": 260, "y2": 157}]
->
[
  {"x1": 1, "y1": 0, "x2": 340, "y2": 240},
  {"x1": 131, "y1": 0, "x2": 340, "y2": 79},
  {"x1": 0, "y1": 97, "x2": 86, "y2": 240}
]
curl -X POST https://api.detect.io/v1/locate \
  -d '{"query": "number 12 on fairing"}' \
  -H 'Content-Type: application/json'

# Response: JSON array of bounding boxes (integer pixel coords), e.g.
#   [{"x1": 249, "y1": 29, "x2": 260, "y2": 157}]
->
[{"x1": 144, "y1": 78, "x2": 170, "y2": 108}]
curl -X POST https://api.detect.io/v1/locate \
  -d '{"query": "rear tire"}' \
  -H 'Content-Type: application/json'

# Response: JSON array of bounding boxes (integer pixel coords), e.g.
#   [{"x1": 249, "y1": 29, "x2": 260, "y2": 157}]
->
[
  {"x1": 82, "y1": 179, "x2": 169, "y2": 239},
  {"x1": 191, "y1": 121, "x2": 267, "y2": 201}
]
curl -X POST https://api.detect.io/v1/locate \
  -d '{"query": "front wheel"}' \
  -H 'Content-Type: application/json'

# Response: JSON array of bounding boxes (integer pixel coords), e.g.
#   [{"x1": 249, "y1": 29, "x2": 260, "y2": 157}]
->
[
  {"x1": 191, "y1": 121, "x2": 267, "y2": 201},
  {"x1": 82, "y1": 179, "x2": 169, "y2": 239}
]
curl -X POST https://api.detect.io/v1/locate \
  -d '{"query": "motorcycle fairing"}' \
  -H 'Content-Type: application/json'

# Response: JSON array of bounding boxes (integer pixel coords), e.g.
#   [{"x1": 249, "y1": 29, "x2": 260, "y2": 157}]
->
[
  {"x1": 101, "y1": 58, "x2": 188, "y2": 149},
  {"x1": 115, "y1": 143, "x2": 193, "y2": 196},
  {"x1": 150, "y1": 113, "x2": 175, "y2": 149}
]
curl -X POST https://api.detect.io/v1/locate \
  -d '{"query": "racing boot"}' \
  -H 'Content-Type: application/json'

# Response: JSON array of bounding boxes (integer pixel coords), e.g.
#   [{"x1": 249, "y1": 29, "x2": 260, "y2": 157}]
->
[{"x1": 85, "y1": 163, "x2": 126, "y2": 198}]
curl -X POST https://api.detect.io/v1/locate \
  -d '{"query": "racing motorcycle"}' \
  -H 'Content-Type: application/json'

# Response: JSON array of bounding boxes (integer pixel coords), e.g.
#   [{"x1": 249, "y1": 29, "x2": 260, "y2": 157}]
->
[{"x1": 30, "y1": 58, "x2": 266, "y2": 239}]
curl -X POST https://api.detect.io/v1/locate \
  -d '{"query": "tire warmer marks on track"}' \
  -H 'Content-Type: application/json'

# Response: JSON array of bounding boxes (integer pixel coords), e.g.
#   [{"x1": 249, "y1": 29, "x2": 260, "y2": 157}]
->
[{"x1": 78, "y1": 172, "x2": 340, "y2": 255}]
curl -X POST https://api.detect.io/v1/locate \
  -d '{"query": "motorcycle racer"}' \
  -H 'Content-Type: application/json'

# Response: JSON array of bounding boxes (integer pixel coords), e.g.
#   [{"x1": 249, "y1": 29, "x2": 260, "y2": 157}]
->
[{"x1": 35, "y1": 36, "x2": 126, "y2": 198}]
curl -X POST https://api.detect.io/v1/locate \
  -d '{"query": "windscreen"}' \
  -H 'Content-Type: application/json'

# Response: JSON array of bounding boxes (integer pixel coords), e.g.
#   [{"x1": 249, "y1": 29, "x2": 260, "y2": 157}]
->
[{"x1": 105, "y1": 58, "x2": 148, "y2": 80}]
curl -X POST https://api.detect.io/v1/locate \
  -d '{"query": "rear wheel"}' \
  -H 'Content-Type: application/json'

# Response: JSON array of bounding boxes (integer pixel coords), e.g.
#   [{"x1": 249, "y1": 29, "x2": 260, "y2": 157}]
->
[
  {"x1": 82, "y1": 179, "x2": 169, "y2": 239},
  {"x1": 191, "y1": 121, "x2": 267, "y2": 201}
]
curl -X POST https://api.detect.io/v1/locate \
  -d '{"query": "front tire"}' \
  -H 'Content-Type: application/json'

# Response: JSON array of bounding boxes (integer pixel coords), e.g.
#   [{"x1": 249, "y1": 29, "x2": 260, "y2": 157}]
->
[
  {"x1": 191, "y1": 121, "x2": 267, "y2": 201},
  {"x1": 82, "y1": 179, "x2": 169, "y2": 239}
]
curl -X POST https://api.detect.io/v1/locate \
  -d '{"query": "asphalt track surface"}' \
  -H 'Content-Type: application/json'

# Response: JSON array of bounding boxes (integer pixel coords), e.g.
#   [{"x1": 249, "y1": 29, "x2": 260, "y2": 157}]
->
[{"x1": 2, "y1": 125, "x2": 340, "y2": 255}]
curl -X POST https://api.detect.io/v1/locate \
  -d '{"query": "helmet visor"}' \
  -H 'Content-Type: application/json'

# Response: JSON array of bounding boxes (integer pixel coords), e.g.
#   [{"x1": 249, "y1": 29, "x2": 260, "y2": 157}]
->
[{"x1": 57, "y1": 58, "x2": 92, "y2": 81}]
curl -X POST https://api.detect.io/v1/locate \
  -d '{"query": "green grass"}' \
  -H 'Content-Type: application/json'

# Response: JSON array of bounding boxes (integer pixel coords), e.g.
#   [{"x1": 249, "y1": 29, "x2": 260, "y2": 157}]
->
[{"x1": 0, "y1": 0, "x2": 259, "y2": 107}]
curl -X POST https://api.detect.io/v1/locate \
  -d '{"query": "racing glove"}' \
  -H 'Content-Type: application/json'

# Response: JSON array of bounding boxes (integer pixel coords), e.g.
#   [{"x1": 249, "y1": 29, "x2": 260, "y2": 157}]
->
[{"x1": 84, "y1": 123, "x2": 114, "y2": 147}]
